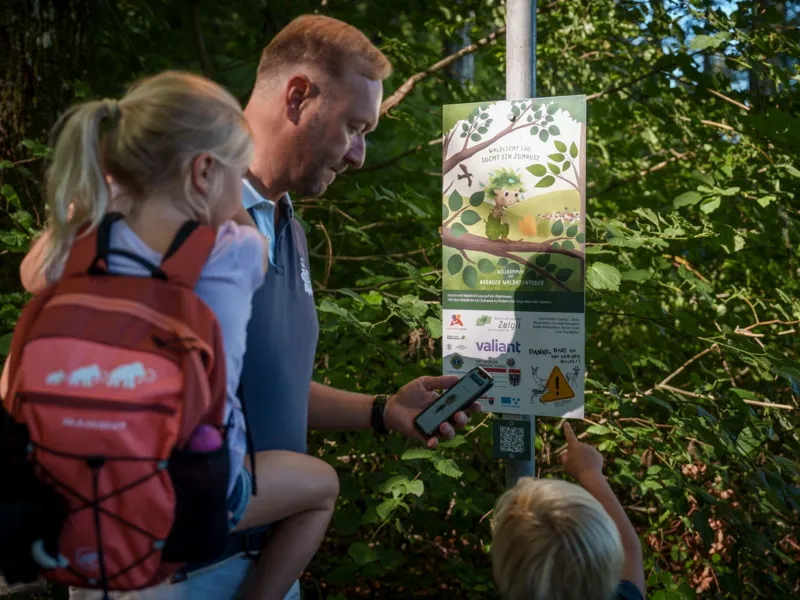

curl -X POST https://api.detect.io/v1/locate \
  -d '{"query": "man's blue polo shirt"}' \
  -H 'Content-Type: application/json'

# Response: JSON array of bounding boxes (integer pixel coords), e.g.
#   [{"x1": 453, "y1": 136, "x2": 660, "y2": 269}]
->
[{"x1": 239, "y1": 178, "x2": 319, "y2": 455}]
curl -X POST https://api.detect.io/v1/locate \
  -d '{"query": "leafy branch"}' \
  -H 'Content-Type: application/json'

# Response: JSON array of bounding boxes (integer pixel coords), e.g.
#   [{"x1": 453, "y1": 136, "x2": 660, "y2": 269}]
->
[
  {"x1": 443, "y1": 102, "x2": 541, "y2": 175},
  {"x1": 381, "y1": 26, "x2": 507, "y2": 116}
]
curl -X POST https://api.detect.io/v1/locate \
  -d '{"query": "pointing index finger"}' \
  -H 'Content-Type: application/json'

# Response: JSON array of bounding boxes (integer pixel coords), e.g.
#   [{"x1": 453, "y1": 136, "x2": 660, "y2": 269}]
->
[{"x1": 563, "y1": 421, "x2": 578, "y2": 445}]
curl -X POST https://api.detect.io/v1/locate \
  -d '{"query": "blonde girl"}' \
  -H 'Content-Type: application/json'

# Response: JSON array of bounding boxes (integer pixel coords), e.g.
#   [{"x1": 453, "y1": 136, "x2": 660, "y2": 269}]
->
[{"x1": 4, "y1": 71, "x2": 338, "y2": 600}]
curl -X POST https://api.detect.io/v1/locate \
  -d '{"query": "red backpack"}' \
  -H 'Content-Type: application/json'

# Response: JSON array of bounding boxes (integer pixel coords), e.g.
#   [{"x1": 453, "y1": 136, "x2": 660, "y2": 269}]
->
[{"x1": 0, "y1": 213, "x2": 230, "y2": 597}]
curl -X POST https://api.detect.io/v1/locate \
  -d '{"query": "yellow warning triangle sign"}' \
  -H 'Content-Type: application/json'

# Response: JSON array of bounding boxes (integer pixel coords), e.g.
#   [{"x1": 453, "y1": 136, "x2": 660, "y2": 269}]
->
[{"x1": 541, "y1": 365, "x2": 575, "y2": 402}]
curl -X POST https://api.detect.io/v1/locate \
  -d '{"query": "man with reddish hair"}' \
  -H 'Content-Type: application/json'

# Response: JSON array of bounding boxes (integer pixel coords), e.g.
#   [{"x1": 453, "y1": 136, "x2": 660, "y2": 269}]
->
[{"x1": 58, "y1": 13, "x2": 479, "y2": 600}]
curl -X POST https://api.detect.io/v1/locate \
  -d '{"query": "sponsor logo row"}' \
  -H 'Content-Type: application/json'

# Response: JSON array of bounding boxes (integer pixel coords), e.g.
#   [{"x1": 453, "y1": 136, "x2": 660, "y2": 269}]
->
[{"x1": 448, "y1": 313, "x2": 521, "y2": 331}]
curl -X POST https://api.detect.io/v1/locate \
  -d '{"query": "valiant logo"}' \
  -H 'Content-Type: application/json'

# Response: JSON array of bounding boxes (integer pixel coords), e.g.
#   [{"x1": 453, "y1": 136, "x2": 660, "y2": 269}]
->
[{"x1": 476, "y1": 340, "x2": 521, "y2": 353}]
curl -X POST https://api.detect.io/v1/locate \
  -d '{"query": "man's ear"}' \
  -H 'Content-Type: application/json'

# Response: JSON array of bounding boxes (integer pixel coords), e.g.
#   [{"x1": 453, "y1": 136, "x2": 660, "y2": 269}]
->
[
  {"x1": 285, "y1": 74, "x2": 317, "y2": 125},
  {"x1": 190, "y1": 153, "x2": 215, "y2": 196}
]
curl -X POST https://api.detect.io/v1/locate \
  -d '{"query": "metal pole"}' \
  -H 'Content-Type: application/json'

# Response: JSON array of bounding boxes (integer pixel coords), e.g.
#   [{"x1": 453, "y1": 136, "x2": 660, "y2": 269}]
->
[{"x1": 504, "y1": 0, "x2": 537, "y2": 489}]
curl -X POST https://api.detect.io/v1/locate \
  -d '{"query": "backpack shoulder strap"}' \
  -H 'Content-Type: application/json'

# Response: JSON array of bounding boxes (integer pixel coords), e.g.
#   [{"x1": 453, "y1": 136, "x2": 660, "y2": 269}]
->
[
  {"x1": 61, "y1": 214, "x2": 216, "y2": 289},
  {"x1": 61, "y1": 213, "x2": 125, "y2": 279},
  {"x1": 159, "y1": 221, "x2": 217, "y2": 289}
]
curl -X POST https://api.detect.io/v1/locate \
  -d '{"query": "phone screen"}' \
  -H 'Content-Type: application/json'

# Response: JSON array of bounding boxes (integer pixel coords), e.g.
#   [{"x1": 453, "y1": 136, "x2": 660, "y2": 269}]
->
[{"x1": 415, "y1": 369, "x2": 492, "y2": 436}]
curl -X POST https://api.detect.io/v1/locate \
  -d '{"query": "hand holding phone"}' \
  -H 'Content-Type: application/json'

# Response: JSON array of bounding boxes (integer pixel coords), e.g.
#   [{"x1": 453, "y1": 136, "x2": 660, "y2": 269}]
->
[{"x1": 414, "y1": 367, "x2": 494, "y2": 438}]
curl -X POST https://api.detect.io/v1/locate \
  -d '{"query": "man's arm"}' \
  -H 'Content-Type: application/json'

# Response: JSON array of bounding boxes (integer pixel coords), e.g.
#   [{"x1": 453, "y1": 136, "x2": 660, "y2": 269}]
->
[
  {"x1": 307, "y1": 381, "x2": 372, "y2": 431},
  {"x1": 307, "y1": 375, "x2": 475, "y2": 448}
]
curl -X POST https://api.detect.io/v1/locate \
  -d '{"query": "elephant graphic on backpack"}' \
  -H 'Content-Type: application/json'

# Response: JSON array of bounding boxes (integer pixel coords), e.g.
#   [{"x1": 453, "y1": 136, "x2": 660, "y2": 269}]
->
[
  {"x1": 67, "y1": 364, "x2": 102, "y2": 388},
  {"x1": 106, "y1": 361, "x2": 158, "y2": 389}
]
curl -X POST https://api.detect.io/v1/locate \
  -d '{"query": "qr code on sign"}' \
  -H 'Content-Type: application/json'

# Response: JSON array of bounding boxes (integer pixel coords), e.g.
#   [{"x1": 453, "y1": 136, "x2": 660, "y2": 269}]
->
[{"x1": 499, "y1": 425, "x2": 525, "y2": 455}]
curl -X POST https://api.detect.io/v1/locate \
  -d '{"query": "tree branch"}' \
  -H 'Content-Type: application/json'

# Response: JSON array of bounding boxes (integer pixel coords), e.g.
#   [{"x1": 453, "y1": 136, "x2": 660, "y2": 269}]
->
[
  {"x1": 443, "y1": 128, "x2": 456, "y2": 157},
  {"x1": 190, "y1": 0, "x2": 214, "y2": 76},
  {"x1": 459, "y1": 249, "x2": 476, "y2": 264},
  {"x1": 588, "y1": 146, "x2": 698, "y2": 197},
  {"x1": 443, "y1": 205, "x2": 469, "y2": 228},
  {"x1": 554, "y1": 172, "x2": 580, "y2": 191},
  {"x1": 380, "y1": 27, "x2": 507, "y2": 116},
  {"x1": 585, "y1": 50, "x2": 703, "y2": 102},
  {"x1": 443, "y1": 105, "x2": 538, "y2": 175},
  {"x1": 355, "y1": 138, "x2": 442, "y2": 174},
  {"x1": 310, "y1": 248, "x2": 427, "y2": 262},
  {"x1": 501, "y1": 252, "x2": 570, "y2": 291},
  {"x1": 443, "y1": 227, "x2": 585, "y2": 261},
  {"x1": 316, "y1": 223, "x2": 333, "y2": 288}
]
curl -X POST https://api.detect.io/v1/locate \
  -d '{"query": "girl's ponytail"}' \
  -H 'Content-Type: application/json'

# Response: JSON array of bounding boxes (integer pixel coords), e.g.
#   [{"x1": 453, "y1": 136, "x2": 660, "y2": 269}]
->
[
  {"x1": 34, "y1": 71, "x2": 252, "y2": 286},
  {"x1": 40, "y1": 99, "x2": 118, "y2": 283}
]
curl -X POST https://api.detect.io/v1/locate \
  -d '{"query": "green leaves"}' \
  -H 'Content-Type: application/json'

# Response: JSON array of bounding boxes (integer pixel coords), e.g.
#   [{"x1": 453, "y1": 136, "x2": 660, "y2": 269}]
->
[
  {"x1": 535, "y1": 175, "x2": 556, "y2": 188},
  {"x1": 700, "y1": 198, "x2": 721, "y2": 214},
  {"x1": 0, "y1": 332, "x2": 11, "y2": 358},
  {"x1": 448, "y1": 190, "x2": 463, "y2": 211},
  {"x1": 551, "y1": 220, "x2": 564, "y2": 236},
  {"x1": 461, "y1": 209, "x2": 481, "y2": 225},
  {"x1": 1, "y1": 184, "x2": 20, "y2": 208},
  {"x1": 450, "y1": 223, "x2": 468, "y2": 237},
  {"x1": 569, "y1": 142, "x2": 578, "y2": 158},
  {"x1": 586, "y1": 262, "x2": 622, "y2": 291},
  {"x1": 554, "y1": 140, "x2": 567, "y2": 152},
  {"x1": 690, "y1": 34, "x2": 726, "y2": 51},
  {"x1": 555, "y1": 268, "x2": 573, "y2": 282},
  {"x1": 401, "y1": 448, "x2": 463, "y2": 478},
  {"x1": 447, "y1": 254, "x2": 463, "y2": 275},
  {"x1": 527, "y1": 164, "x2": 547, "y2": 177},
  {"x1": 348, "y1": 542, "x2": 378, "y2": 566},
  {"x1": 469, "y1": 191, "x2": 485, "y2": 206},
  {"x1": 535, "y1": 253, "x2": 550, "y2": 267},
  {"x1": 673, "y1": 191, "x2": 703, "y2": 208},
  {"x1": 462, "y1": 265, "x2": 478, "y2": 288},
  {"x1": 478, "y1": 258, "x2": 494, "y2": 273}
]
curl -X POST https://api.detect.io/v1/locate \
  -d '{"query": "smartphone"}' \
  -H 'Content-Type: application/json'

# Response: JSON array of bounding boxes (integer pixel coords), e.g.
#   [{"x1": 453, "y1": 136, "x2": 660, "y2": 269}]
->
[{"x1": 414, "y1": 367, "x2": 494, "y2": 438}]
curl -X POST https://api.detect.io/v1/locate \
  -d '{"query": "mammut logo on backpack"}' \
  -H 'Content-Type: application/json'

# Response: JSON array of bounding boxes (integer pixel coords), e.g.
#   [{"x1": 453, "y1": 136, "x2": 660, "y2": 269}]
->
[
  {"x1": 62, "y1": 417, "x2": 127, "y2": 431},
  {"x1": 45, "y1": 361, "x2": 158, "y2": 390}
]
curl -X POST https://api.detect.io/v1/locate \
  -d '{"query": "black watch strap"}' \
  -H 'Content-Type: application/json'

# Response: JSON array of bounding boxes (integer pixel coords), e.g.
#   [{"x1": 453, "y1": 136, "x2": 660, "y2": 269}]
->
[{"x1": 371, "y1": 394, "x2": 390, "y2": 435}]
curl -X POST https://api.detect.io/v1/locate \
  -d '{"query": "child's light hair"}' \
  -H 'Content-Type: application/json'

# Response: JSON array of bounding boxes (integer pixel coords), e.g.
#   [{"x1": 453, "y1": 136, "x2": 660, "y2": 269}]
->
[
  {"x1": 491, "y1": 477, "x2": 624, "y2": 600},
  {"x1": 41, "y1": 70, "x2": 253, "y2": 282}
]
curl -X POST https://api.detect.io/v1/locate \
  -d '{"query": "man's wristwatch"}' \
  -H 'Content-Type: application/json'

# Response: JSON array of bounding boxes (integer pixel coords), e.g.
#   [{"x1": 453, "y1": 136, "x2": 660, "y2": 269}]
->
[{"x1": 371, "y1": 394, "x2": 391, "y2": 435}]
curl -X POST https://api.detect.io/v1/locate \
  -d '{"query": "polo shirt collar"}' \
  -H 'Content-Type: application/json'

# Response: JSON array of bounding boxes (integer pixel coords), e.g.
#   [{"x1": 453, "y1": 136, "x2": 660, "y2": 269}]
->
[{"x1": 241, "y1": 177, "x2": 294, "y2": 219}]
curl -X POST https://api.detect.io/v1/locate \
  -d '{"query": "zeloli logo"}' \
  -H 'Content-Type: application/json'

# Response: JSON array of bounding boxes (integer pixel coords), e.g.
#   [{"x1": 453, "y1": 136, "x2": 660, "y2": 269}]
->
[
  {"x1": 476, "y1": 315, "x2": 491, "y2": 326},
  {"x1": 476, "y1": 340, "x2": 521, "y2": 353},
  {"x1": 494, "y1": 317, "x2": 521, "y2": 330}
]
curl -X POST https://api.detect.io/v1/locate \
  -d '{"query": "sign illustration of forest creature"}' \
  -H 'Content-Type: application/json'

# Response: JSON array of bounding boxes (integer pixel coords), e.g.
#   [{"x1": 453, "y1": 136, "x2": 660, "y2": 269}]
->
[
  {"x1": 441, "y1": 95, "x2": 586, "y2": 420},
  {"x1": 481, "y1": 168, "x2": 526, "y2": 241}
]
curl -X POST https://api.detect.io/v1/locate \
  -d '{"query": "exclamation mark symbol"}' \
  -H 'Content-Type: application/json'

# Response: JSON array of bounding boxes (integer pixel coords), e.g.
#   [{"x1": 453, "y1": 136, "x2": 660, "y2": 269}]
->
[{"x1": 556, "y1": 376, "x2": 560, "y2": 395}]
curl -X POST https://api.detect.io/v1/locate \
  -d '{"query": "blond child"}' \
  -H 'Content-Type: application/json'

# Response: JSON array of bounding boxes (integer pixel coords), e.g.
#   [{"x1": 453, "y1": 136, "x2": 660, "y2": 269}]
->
[
  {"x1": 3, "y1": 70, "x2": 337, "y2": 600},
  {"x1": 491, "y1": 422, "x2": 645, "y2": 600}
]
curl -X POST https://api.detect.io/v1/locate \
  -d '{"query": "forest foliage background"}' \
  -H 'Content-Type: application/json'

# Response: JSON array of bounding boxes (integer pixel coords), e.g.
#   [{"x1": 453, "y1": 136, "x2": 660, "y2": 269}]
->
[{"x1": 1, "y1": 0, "x2": 799, "y2": 599}]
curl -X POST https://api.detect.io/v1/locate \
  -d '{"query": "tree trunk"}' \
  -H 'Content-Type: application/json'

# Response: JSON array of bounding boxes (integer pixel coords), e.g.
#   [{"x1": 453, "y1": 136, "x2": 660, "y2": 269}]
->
[
  {"x1": 0, "y1": 0, "x2": 94, "y2": 165},
  {"x1": 0, "y1": 0, "x2": 94, "y2": 293}
]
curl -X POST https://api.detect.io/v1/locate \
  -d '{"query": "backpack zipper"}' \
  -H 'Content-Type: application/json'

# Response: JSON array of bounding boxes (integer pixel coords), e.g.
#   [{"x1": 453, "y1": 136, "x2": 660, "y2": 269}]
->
[{"x1": 21, "y1": 392, "x2": 176, "y2": 415}]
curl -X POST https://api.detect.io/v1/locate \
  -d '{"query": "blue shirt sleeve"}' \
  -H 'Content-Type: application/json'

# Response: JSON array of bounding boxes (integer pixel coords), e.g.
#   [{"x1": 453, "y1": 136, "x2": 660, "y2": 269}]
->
[{"x1": 616, "y1": 581, "x2": 644, "y2": 600}]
